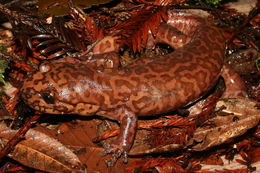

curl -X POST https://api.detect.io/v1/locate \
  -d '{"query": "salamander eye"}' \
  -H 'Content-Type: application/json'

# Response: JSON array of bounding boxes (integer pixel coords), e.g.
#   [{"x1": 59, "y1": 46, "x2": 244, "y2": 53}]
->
[{"x1": 40, "y1": 91, "x2": 55, "y2": 104}]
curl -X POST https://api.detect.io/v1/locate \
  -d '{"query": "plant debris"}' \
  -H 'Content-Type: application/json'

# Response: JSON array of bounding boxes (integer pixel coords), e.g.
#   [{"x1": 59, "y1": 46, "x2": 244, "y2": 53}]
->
[
  {"x1": 0, "y1": 0, "x2": 259, "y2": 172},
  {"x1": 0, "y1": 121, "x2": 85, "y2": 172}
]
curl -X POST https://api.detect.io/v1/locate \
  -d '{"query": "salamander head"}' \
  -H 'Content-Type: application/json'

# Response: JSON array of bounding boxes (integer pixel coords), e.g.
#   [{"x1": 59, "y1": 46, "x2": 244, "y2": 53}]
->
[{"x1": 21, "y1": 63, "x2": 100, "y2": 115}]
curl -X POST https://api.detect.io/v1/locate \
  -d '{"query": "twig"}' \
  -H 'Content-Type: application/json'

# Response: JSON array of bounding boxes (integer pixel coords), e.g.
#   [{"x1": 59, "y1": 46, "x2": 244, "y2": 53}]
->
[
  {"x1": 0, "y1": 114, "x2": 40, "y2": 162},
  {"x1": 5, "y1": 0, "x2": 38, "y2": 8}
]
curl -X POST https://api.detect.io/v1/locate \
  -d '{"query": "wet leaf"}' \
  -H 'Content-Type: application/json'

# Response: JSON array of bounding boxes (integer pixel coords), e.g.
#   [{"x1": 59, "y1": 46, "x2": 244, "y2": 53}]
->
[
  {"x1": 225, "y1": 48, "x2": 260, "y2": 75},
  {"x1": 38, "y1": 0, "x2": 114, "y2": 16},
  {"x1": 34, "y1": 119, "x2": 131, "y2": 172},
  {"x1": 188, "y1": 98, "x2": 260, "y2": 151},
  {"x1": 0, "y1": 121, "x2": 85, "y2": 173}
]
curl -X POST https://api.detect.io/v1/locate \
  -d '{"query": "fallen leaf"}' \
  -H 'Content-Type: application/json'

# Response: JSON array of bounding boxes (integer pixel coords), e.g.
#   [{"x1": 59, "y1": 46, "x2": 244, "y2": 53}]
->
[
  {"x1": 225, "y1": 48, "x2": 260, "y2": 75},
  {"x1": 38, "y1": 0, "x2": 114, "y2": 16},
  {"x1": 35, "y1": 119, "x2": 131, "y2": 173},
  {"x1": 111, "y1": 6, "x2": 167, "y2": 52},
  {"x1": 222, "y1": 0, "x2": 257, "y2": 15},
  {"x1": 188, "y1": 98, "x2": 260, "y2": 151},
  {"x1": 0, "y1": 121, "x2": 85, "y2": 173}
]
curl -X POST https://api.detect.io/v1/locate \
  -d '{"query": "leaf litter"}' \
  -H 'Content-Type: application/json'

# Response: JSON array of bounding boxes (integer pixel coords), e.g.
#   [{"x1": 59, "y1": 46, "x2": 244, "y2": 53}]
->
[{"x1": 0, "y1": 121, "x2": 85, "y2": 173}]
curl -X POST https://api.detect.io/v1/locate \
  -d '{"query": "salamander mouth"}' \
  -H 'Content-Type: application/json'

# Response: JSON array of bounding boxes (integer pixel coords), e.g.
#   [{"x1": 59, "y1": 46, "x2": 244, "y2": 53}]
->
[{"x1": 30, "y1": 102, "x2": 73, "y2": 115}]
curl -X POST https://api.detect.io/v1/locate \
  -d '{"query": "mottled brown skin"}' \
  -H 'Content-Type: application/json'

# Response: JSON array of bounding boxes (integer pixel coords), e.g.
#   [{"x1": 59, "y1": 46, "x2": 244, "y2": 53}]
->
[{"x1": 21, "y1": 12, "x2": 225, "y2": 165}]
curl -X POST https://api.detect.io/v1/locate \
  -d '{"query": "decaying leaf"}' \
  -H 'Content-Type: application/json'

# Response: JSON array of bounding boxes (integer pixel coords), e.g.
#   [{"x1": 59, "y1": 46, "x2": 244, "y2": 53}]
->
[
  {"x1": 46, "y1": 120, "x2": 133, "y2": 173},
  {"x1": 0, "y1": 121, "x2": 85, "y2": 173},
  {"x1": 222, "y1": 0, "x2": 258, "y2": 15},
  {"x1": 188, "y1": 98, "x2": 260, "y2": 151},
  {"x1": 129, "y1": 140, "x2": 183, "y2": 156},
  {"x1": 225, "y1": 48, "x2": 260, "y2": 75},
  {"x1": 111, "y1": 6, "x2": 167, "y2": 52},
  {"x1": 38, "y1": 0, "x2": 114, "y2": 16}
]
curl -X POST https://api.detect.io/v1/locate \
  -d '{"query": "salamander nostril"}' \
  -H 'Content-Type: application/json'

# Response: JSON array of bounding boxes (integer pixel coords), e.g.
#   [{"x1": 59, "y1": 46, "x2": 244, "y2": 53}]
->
[{"x1": 21, "y1": 88, "x2": 36, "y2": 99}]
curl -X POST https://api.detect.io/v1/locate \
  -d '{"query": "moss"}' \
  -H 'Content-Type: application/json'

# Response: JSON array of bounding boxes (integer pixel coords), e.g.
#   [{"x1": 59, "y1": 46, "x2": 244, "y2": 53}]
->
[
  {"x1": 187, "y1": 0, "x2": 226, "y2": 7},
  {"x1": 0, "y1": 44, "x2": 9, "y2": 84},
  {"x1": 0, "y1": 59, "x2": 8, "y2": 84},
  {"x1": 0, "y1": 44, "x2": 8, "y2": 54}
]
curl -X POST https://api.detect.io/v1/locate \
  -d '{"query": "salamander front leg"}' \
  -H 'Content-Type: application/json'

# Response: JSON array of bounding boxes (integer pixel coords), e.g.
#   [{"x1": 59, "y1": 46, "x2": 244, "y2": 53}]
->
[{"x1": 98, "y1": 107, "x2": 137, "y2": 166}]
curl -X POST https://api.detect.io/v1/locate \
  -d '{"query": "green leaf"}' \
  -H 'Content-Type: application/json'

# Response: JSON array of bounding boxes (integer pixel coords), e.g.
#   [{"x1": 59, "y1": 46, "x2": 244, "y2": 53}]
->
[
  {"x1": 0, "y1": 59, "x2": 8, "y2": 84},
  {"x1": 256, "y1": 56, "x2": 260, "y2": 71},
  {"x1": 0, "y1": 45, "x2": 9, "y2": 84}
]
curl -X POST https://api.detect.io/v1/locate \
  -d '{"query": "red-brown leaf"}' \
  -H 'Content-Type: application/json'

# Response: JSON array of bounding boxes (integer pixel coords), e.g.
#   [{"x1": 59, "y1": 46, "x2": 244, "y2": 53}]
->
[
  {"x1": 83, "y1": 16, "x2": 104, "y2": 43},
  {"x1": 131, "y1": 0, "x2": 185, "y2": 6},
  {"x1": 111, "y1": 6, "x2": 167, "y2": 52}
]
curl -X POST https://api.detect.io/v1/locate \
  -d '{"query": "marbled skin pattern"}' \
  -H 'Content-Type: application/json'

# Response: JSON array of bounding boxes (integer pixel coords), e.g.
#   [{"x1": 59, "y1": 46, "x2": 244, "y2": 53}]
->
[{"x1": 21, "y1": 11, "x2": 225, "y2": 163}]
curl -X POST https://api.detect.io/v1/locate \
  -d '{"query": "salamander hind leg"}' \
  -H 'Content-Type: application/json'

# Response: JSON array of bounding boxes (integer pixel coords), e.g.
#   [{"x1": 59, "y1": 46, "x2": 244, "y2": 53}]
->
[
  {"x1": 98, "y1": 106, "x2": 137, "y2": 166},
  {"x1": 221, "y1": 64, "x2": 248, "y2": 98}
]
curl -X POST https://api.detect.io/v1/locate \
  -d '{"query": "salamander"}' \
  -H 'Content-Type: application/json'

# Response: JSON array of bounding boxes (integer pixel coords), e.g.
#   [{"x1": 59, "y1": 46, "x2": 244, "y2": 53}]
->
[{"x1": 20, "y1": 11, "x2": 226, "y2": 165}]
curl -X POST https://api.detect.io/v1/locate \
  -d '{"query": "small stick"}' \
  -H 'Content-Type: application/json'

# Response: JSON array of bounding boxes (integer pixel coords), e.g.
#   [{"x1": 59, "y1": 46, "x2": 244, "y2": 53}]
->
[{"x1": 0, "y1": 114, "x2": 40, "y2": 161}]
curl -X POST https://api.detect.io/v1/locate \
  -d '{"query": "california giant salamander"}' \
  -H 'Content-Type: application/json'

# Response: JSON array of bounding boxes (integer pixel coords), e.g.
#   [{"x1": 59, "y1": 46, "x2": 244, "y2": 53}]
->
[{"x1": 21, "y1": 11, "x2": 226, "y2": 165}]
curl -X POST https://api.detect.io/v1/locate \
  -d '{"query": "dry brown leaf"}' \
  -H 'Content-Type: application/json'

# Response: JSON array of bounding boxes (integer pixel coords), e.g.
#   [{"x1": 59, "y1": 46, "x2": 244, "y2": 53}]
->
[
  {"x1": 188, "y1": 98, "x2": 260, "y2": 151},
  {"x1": 223, "y1": 0, "x2": 257, "y2": 15},
  {"x1": 0, "y1": 121, "x2": 85, "y2": 173},
  {"x1": 129, "y1": 141, "x2": 183, "y2": 156},
  {"x1": 38, "y1": 0, "x2": 113, "y2": 16},
  {"x1": 36, "y1": 119, "x2": 130, "y2": 173}
]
